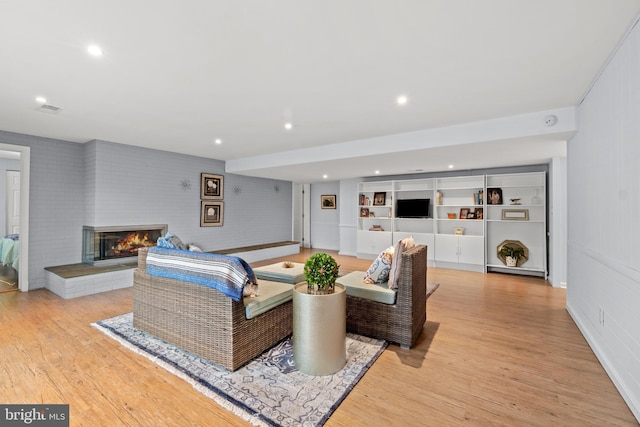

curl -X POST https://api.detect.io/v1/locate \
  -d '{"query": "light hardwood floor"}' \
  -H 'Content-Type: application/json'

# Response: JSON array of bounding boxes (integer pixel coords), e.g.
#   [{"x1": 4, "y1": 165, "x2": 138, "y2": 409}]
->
[{"x1": 0, "y1": 249, "x2": 637, "y2": 426}]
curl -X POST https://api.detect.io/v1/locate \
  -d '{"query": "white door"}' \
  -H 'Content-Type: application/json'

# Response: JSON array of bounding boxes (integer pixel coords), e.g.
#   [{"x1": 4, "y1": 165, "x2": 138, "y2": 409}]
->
[
  {"x1": 293, "y1": 184, "x2": 311, "y2": 248},
  {"x1": 6, "y1": 170, "x2": 20, "y2": 234}
]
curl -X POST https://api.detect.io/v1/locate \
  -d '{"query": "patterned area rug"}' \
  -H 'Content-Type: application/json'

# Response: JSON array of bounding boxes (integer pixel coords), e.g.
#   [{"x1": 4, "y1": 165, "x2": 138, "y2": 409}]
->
[{"x1": 93, "y1": 313, "x2": 387, "y2": 427}]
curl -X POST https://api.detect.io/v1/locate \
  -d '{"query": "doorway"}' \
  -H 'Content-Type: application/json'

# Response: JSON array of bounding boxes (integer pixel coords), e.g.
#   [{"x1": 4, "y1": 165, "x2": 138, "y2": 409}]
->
[
  {"x1": 292, "y1": 184, "x2": 311, "y2": 248},
  {"x1": 0, "y1": 144, "x2": 30, "y2": 292},
  {"x1": 0, "y1": 169, "x2": 20, "y2": 292}
]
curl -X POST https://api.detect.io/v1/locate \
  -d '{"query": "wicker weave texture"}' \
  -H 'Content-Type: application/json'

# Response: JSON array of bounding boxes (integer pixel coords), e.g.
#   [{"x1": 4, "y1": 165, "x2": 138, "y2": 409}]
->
[
  {"x1": 133, "y1": 249, "x2": 292, "y2": 371},
  {"x1": 346, "y1": 244, "x2": 427, "y2": 348}
]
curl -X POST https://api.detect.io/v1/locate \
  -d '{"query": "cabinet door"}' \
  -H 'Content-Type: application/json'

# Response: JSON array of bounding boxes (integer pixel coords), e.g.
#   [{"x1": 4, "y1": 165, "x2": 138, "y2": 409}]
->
[
  {"x1": 434, "y1": 235, "x2": 460, "y2": 263},
  {"x1": 458, "y1": 235, "x2": 484, "y2": 265},
  {"x1": 357, "y1": 231, "x2": 393, "y2": 256}
]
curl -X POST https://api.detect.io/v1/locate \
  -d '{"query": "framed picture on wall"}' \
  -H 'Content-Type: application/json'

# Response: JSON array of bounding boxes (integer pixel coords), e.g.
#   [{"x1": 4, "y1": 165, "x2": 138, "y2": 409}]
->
[
  {"x1": 201, "y1": 173, "x2": 224, "y2": 200},
  {"x1": 321, "y1": 194, "x2": 336, "y2": 209},
  {"x1": 201, "y1": 201, "x2": 224, "y2": 227}
]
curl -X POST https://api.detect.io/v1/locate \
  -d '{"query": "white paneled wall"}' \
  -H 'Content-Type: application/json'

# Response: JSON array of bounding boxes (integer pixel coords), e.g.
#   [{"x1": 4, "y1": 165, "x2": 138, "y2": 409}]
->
[{"x1": 567, "y1": 16, "x2": 640, "y2": 421}]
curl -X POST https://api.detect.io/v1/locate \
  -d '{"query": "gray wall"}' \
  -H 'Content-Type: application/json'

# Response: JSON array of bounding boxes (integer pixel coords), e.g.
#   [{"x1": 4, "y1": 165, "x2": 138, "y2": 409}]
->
[
  {"x1": 0, "y1": 131, "x2": 293, "y2": 290},
  {"x1": 567, "y1": 18, "x2": 640, "y2": 420}
]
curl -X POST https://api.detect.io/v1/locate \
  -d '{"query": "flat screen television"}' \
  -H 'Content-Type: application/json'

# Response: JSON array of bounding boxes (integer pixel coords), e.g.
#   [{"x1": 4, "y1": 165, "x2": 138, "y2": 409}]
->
[{"x1": 396, "y1": 198, "x2": 430, "y2": 218}]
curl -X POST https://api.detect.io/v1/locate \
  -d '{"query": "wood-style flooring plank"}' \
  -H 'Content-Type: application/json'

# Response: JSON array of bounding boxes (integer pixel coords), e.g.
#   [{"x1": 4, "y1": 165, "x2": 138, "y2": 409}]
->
[{"x1": 0, "y1": 248, "x2": 636, "y2": 426}]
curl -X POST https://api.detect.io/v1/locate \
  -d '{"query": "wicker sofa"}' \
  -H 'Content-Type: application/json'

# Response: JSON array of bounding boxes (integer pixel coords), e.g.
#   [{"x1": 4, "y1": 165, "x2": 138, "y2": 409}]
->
[
  {"x1": 133, "y1": 248, "x2": 293, "y2": 371},
  {"x1": 338, "y1": 244, "x2": 436, "y2": 348}
]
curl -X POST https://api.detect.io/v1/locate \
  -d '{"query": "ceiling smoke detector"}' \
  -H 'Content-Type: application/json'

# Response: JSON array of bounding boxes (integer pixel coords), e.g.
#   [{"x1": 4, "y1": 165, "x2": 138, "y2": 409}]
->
[
  {"x1": 544, "y1": 115, "x2": 558, "y2": 127},
  {"x1": 36, "y1": 104, "x2": 63, "y2": 114}
]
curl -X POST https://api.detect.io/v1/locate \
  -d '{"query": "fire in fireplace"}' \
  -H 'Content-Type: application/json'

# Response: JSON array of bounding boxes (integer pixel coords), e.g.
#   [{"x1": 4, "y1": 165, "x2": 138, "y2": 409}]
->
[{"x1": 82, "y1": 224, "x2": 168, "y2": 266}]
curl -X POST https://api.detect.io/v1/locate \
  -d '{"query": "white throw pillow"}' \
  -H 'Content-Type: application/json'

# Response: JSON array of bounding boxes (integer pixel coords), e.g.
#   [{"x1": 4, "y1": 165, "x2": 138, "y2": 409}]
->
[{"x1": 387, "y1": 236, "x2": 416, "y2": 290}]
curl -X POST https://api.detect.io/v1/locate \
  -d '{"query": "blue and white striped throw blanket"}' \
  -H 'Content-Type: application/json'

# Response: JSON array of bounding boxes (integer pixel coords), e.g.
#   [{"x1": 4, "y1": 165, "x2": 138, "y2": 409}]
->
[{"x1": 145, "y1": 247, "x2": 257, "y2": 302}]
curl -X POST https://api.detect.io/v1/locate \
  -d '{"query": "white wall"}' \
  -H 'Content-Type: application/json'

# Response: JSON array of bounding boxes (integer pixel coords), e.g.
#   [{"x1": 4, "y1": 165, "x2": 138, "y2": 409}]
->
[
  {"x1": 566, "y1": 17, "x2": 640, "y2": 421},
  {"x1": 309, "y1": 181, "x2": 340, "y2": 250},
  {"x1": 548, "y1": 157, "x2": 567, "y2": 287},
  {"x1": 338, "y1": 178, "x2": 358, "y2": 256}
]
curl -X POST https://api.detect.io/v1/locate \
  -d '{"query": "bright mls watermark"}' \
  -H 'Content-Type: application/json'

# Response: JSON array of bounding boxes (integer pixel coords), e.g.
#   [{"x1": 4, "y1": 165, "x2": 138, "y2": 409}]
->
[{"x1": 1, "y1": 405, "x2": 69, "y2": 426}]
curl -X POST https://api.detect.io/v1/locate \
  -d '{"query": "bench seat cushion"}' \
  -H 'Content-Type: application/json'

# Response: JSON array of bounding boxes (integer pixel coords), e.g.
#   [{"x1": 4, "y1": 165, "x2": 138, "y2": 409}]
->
[
  {"x1": 253, "y1": 262, "x2": 306, "y2": 284},
  {"x1": 244, "y1": 280, "x2": 294, "y2": 319},
  {"x1": 336, "y1": 271, "x2": 397, "y2": 305}
]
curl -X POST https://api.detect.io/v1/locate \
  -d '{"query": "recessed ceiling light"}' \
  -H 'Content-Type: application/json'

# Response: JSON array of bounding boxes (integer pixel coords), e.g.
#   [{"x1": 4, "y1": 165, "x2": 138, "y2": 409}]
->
[
  {"x1": 448, "y1": 164, "x2": 454, "y2": 169},
  {"x1": 397, "y1": 95, "x2": 408, "y2": 105},
  {"x1": 35, "y1": 96, "x2": 47, "y2": 104},
  {"x1": 214, "y1": 138, "x2": 222, "y2": 145},
  {"x1": 284, "y1": 122, "x2": 293, "y2": 130},
  {"x1": 323, "y1": 174, "x2": 328, "y2": 179},
  {"x1": 375, "y1": 170, "x2": 380, "y2": 175},
  {"x1": 87, "y1": 44, "x2": 103, "y2": 57}
]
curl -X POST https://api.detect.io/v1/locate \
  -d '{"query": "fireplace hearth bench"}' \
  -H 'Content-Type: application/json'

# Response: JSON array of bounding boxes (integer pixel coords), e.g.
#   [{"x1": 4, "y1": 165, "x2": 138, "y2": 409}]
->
[
  {"x1": 210, "y1": 240, "x2": 300, "y2": 263},
  {"x1": 44, "y1": 241, "x2": 300, "y2": 299}
]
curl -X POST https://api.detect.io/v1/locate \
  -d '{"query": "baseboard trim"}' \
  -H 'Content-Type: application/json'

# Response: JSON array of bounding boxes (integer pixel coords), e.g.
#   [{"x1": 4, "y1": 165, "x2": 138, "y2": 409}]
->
[{"x1": 566, "y1": 302, "x2": 640, "y2": 422}]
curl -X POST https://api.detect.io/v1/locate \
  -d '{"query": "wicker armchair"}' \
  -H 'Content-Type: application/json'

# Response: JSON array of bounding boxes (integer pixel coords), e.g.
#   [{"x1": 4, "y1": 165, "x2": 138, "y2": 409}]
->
[
  {"x1": 132, "y1": 248, "x2": 292, "y2": 371},
  {"x1": 344, "y1": 244, "x2": 432, "y2": 348}
]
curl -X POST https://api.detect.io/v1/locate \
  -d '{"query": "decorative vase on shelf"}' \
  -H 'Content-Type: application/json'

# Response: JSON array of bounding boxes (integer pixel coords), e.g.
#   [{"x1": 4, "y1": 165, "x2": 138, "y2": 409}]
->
[
  {"x1": 531, "y1": 189, "x2": 542, "y2": 205},
  {"x1": 436, "y1": 191, "x2": 443, "y2": 205},
  {"x1": 506, "y1": 256, "x2": 517, "y2": 267}
]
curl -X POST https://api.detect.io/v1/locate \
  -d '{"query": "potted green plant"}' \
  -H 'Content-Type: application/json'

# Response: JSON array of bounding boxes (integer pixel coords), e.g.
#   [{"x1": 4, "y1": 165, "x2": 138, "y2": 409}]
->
[
  {"x1": 303, "y1": 253, "x2": 340, "y2": 294},
  {"x1": 498, "y1": 244, "x2": 526, "y2": 267}
]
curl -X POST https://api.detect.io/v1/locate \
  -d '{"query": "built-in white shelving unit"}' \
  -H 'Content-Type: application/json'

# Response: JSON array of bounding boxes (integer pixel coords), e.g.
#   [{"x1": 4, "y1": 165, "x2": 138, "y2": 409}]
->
[
  {"x1": 485, "y1": 172, "x2": 547, "y2": 277},
  {"x1": 392, "y1": 179, "x2": 435, "y2": 263},
  {"x1": 357, "y1": 181, "x2": 393, "y2": 257},
  {"x1": 434, "y1": 176, "x2": 485, "y2": 272},
  {"x1": 356, "y1": 172, "x2": 547, "y2": 277}
]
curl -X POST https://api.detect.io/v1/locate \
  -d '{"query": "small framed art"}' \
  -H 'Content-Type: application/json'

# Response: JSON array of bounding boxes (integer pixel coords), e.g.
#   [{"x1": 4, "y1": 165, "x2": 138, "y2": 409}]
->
[
  {"x1": 201, "y1": 173, "x2": 224, "y2": 200},
  {"x1": 321, "y1": 194, "x2": 336, "y2": 209},
  {"x1": 373, "y1": 192, "x2": 386, "y2": 206},
  {"x1": 459, "y1": 208, "x2": 470, "y2": 219},
  {"x1": 487, "y1": 188, "x2": 503, "y2": 205},
  {"x1": 502, "y1": 209, "x2": 529, "y2": 221},
  {"x1": 201, "y1": 201, "x2": 224, "y2": 227}
]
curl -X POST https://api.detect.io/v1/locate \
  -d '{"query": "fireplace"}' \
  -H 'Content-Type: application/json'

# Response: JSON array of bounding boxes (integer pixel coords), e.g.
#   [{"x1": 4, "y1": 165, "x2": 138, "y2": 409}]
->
[{"x1": 82, "y1": 224, "x2": 167, "y2": 266}]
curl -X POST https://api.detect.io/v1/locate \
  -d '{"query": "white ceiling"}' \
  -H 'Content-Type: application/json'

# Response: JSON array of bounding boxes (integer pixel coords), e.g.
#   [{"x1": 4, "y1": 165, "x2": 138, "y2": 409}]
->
[{"x1": 1, "y1": 1, "x2": 639, "y2": 182}]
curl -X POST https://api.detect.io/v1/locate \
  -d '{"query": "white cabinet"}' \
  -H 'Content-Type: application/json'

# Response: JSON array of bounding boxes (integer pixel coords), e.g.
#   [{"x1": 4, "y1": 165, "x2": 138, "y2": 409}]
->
[
  {"x1": 357, "y1": 230, "x2": 393, "y2": 259},
  {"x1": 485, "y1": 172, "x2": 546, "y2": 277},
  {"x1": 435, "y1": 235, "x2": 484, "y2": 266}
]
